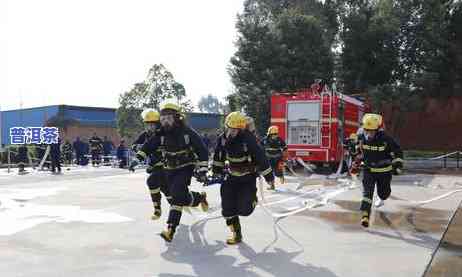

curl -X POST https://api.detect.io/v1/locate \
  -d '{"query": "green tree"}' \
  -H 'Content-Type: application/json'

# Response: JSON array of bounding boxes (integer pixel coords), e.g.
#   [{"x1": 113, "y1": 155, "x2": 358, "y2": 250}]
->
[
  {"x1": 116, "y1": 64, "x2": 191, "y2": 141},
  {"x1": 339, "y1": 0, "x2": 401, "y2": 93},
  {"x1": 229, "y1": 0, "x2": 336, "y2": 135}
]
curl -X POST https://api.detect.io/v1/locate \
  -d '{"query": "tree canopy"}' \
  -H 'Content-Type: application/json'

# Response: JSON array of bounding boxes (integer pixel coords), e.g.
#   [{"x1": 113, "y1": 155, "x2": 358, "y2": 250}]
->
[
  {"x1": 116, "y1": 64, "x2": 192, "y2": 141},
  {"x1": 229, "y1": 0, "x2": 462, "y2": 135}
]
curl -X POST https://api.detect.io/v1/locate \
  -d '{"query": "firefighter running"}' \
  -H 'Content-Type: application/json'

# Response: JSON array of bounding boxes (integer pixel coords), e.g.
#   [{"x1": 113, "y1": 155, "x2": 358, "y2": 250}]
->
[
  {"x1": 354, "y1": 113, "x2": 404, "y2": 228},
  {"x1": 129, "y1": 109, "x2": 167, "y2": 221},
  {"x1": 130, "y1": 102, "x2": 209, "y2": 243},
  {"x1": 262, "y1": 125, "x2": 288, "y2": 189},
  {"x1": 212, "y1": 112, "x2": 275, "y2": 245}
]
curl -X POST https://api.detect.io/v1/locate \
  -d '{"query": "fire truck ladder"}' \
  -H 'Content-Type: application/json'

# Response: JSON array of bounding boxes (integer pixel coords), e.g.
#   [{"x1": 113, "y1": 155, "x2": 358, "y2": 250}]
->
[{"x1": 320, "y1": 88, "x2": 332, "y2": 149}]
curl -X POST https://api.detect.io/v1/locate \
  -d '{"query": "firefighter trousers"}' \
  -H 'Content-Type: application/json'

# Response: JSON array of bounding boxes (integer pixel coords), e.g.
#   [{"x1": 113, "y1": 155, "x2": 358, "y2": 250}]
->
[
  {"x1": 146, "y1": 167, "x2": 170, "y2": 207},
  {"x1": 165, "y1": 166, "x2": 203, "y2": 228},
  {"x1": 360, "y1": 170, "x2": 392, "y2": 215},
  {"x1": 269, "y1": 158, "x2": 283, "y2": 177},
  {"x1": 221, "y1": 174, "x2": 258, "y2": 220},
  {"x1": 51, "y1": 156, "x2": 61, "y2": 173}
]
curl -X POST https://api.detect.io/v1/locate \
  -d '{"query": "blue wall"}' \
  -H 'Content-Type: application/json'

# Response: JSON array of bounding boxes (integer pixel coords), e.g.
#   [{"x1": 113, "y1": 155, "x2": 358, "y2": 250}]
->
[
  {"x1": 62, "y1": 106, "x2": 116, "y2": 127},
  {"x1": 1, "y1": 105, "x2": 223, "y2": 145},
  {"x1": 186, "y1": 113, "x2": 223, "y2": 131},
  {"x1": 1, "y1": 106, "x2": 59, "y2": 145}
]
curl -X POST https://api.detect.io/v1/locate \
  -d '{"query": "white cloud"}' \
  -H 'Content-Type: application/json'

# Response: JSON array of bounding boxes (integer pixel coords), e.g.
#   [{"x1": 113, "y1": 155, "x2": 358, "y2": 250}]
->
[{"x1": 2, "y1": 0, "x2": 244, "y2": 110}]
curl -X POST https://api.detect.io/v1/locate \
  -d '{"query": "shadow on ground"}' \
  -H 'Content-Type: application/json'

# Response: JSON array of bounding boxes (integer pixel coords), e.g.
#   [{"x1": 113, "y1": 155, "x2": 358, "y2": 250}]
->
[{"x1": 157, "y1": 221, "x2": 338, "y2": 277}]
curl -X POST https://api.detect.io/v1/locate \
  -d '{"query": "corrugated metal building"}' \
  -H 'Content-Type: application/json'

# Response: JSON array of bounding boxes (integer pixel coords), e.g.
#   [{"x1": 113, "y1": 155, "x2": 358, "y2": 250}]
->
[{"x1": 0, "y1": 105, "x2": 223, "y2": 145}]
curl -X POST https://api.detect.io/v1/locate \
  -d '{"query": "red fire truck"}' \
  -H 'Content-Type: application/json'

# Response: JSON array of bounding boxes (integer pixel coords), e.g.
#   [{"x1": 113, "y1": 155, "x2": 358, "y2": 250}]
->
[{"x1": 270, "y1": 83, "x2": 365, "y2": 171}]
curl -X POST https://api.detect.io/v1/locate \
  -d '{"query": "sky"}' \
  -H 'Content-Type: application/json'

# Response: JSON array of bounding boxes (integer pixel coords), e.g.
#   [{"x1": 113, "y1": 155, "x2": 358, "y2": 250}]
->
[{"x1": 1, "y1": 0, "x2": 245, "y2": 111}]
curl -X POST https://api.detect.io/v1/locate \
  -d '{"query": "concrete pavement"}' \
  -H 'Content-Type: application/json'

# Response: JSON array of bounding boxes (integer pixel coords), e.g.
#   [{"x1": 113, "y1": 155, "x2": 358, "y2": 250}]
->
[{"x1": 0, "y1": 166, "x2": 461, "y2": 277}]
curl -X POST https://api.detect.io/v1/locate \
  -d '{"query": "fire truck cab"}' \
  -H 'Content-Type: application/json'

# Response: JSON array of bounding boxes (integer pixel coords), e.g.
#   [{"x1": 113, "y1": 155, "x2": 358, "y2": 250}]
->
[{"x1": 270, "y1": 83, "x2": 364, "y2": 171}]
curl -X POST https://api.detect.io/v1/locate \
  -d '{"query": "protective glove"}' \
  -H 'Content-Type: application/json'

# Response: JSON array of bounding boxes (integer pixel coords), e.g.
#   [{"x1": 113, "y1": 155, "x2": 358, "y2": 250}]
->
[
  {"x1": 393, "y1": 161, "x2": 403, "y2": 175},
  {"x1": 146, "y1": 165, "x2": 154, "y2": 174},
  {"x1": 195, "y1": 166, "x2": 209, "y2": 183},
  {"x1": 129, "y1": 159, "x2": 140, "y2": 172}
]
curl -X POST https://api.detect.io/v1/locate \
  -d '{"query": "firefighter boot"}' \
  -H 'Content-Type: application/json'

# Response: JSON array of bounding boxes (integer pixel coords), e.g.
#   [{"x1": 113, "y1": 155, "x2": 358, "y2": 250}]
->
[
  {"x1": 361, "y1": 211, "x2": 369, "y2": 228},
  {"x1": 151, "y1": 202, "x2": 162, "y2": 220},
  {"x1": 199, "y1": 192, "x2": 209, "y2": 212},
  {"x1": 226, "y1": 218, "x2": 242, "y2": 245},
  {"x1": 160, "y1": 225, "x2": 176, "y2": 242},
  {"x1": 267, "y1": 180, "x2": 276, "y2": 190}
]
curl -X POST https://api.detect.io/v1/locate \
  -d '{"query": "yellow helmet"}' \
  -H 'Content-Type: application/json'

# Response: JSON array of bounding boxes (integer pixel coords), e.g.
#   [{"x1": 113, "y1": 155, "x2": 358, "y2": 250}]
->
[
  {"x1": 141, "y1": 109, "x2": 160, "y2": 123},
  {"x1": 267, "y1": 125, "x2": 279, "y2": 135},
  {"x1": 225, "y1": 111, "x2": 247, "y2": 129},
  {"x1": 160, "y1": 102, "x2": 181, "y2": 113},
  {"x1": 362, "y1": 113, "x2": 382, "y2": 130}
]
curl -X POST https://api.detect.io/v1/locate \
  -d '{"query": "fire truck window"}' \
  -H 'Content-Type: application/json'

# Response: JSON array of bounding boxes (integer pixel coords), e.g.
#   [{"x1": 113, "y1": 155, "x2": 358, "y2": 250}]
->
[{"x1": 287, "y1": 102, "x2": 320, "y2": 145}]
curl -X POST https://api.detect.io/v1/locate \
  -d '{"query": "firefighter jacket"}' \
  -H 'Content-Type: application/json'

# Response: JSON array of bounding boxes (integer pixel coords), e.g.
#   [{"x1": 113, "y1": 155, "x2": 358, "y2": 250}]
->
[
  {"x1": 262, "y1": 135, "x2": 287, "y2": 159},
  {"x1": 132, "y1": 130, "x2": 163, "y2": 168},
  {"x1": 359, "y1": 130, "x2": 403, "y2": 173},
  {"x1": 137, "y1": 125, "x2": 208, "y2": 170},
  {"x1": 212, "y1": 130, "x2": 274, "y2": 183},
  {"x1": 132, "y1": 130, "x2": 154, "y2": 150},
  {"x1": 89, "y1": 136, "x2": 103, "y2": 151}
]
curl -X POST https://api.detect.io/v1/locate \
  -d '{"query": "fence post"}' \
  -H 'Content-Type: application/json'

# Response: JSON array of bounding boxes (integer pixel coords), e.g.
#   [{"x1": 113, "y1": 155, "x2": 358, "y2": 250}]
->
[
  {"x1": 7, "y1": 147, "x2": 10, "y2": 173},
  {"x1": 456, "y1": 151, "x2": 460, "y2": 169},
  {"x1": 443, "y1": 154, "x2": 447, "y2": 169},
  {"x1": 127, "y1": 149, "x2": 131, "y2": 168}
]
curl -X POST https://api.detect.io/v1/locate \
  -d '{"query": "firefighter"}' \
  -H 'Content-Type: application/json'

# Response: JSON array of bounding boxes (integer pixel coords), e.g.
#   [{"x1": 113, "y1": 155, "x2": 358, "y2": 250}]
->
[
  {"x1": 129, "y1": 102, "x2": 209, "y2": 242},
  {"x1": 356, "y1": 113, "x2": 403, "y2": 228},
  {"x1": 89, "y1": 133, "x2": 103, "y2": 166},
  {"x1": 130, "y1": 108, "x2": 168, "y2": 221},
  {"x1": 62, "y1": 140, "x2": 73, "y2": 165},
  {"x1": 212, "y1": 111, "x2": 274, "y2": 245},
  {"x1": 17, "y1": 143, "x2": 29, "y2": 175},
  {"x1": 262, "y1": 126, "x2": 287, "y2": 188},
  {"x1": 344, "y1": 133, "x2": 360, "y2": 174}
]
